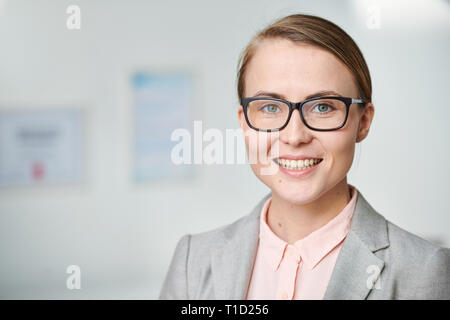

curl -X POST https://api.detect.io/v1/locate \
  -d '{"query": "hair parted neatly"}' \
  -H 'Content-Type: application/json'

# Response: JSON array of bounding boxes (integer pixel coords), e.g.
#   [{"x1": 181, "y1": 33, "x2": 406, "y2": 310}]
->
[{"x1": 237, "y1": 14, "x2": 372, "y2": 104}]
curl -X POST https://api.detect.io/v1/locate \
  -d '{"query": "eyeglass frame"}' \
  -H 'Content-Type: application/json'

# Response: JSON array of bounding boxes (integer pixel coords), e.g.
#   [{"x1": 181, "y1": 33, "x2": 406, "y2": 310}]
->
[{"x1": 240, "y1": 96, "x2": 369, "y2": 132}]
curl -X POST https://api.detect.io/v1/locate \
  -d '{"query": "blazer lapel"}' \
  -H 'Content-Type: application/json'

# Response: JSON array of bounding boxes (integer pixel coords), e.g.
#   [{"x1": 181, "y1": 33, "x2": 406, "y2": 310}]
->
[
  {"x1": 211, "y1": 194, "x2": 269, "y2": 299},
  {"x1": 323, "y1": 191, "x2": 390, "y2": 299}
]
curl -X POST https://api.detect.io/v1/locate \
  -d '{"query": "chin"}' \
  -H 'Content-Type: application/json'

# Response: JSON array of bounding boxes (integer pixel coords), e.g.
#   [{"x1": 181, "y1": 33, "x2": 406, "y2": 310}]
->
[{"x1": 272, "y1": 185, "x2": 318, "y2": 205}]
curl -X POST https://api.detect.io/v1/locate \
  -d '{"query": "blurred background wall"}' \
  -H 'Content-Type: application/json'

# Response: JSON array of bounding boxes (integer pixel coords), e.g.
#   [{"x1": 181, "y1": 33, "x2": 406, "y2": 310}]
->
[{"x1": 0, "y1": 0, "x2": 449, "y2": 299}]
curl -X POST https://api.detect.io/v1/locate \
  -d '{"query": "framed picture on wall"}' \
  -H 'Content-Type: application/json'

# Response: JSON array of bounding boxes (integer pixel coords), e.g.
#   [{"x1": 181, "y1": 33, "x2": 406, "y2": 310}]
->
[
  {"x1": 0, "y1": 108, "x2": 85, "y2": 187},
  {"x1": 131, "y1": 71, "x2": 194, "y2": 182}
]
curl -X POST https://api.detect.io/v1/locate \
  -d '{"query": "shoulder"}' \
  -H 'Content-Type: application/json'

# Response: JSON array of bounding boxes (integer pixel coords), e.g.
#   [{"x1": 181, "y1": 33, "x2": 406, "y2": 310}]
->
[
  {"x1": 351, "y1": 190, "x2": 449, "y2": 298},
  {"x1": 185, "y1": 192, "x2": 270, "y2": 257},
  {"x1": 189, "y1": 198, "x2": 265, "y2": 251},
  {"x1": 159, "y1": 210, "x2": 259, "y2": 300},
  {"x1": 383, "y1": 219, "x2": 450, "y2": 299},
  {"x1": 385, "y1": 219, "x2": 447, "y2": 261},
  {"x1": 354, "y1": 189, "x2": 446, "y2": 260},
  {"x1": 189, "y1": 216, "x2": 247, "y2": 247}
]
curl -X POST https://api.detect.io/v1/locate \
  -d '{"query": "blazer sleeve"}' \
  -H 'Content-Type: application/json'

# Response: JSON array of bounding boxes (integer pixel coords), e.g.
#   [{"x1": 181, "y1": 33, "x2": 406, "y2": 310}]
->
[
  {"x1": 159, "y1": 234, "x2": 191, "y2": 300},
  {"x1": 414, "y1": 247, "x2": 450, "y2": 299}
]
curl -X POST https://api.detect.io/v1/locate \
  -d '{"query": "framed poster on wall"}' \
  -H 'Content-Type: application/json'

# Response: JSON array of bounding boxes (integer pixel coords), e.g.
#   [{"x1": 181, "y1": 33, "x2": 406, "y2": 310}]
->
[
  {"x1": 0, "y1": 108, "x2": 85, "y2": 187},
  {"x1": 132, "y1": 71, "x2": 194, "y2": 182}
]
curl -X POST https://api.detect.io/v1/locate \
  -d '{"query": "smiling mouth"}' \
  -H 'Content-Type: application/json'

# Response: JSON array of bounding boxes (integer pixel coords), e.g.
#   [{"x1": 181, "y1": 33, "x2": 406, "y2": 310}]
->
[{"x1": 274, "y1": 158, "x2": 323, "y2": 170}]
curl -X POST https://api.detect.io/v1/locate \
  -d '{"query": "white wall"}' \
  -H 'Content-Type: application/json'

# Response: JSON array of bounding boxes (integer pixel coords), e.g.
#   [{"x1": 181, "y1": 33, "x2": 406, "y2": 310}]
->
[{"x1": 0, "y1": 0, "x2": 449, "y2": 299}]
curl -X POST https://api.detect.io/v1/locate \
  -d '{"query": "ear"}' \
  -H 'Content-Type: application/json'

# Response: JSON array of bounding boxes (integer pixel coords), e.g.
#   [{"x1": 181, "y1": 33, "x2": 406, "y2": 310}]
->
[
  {"x1": 237, "y1": 105, "x2": 246, "y2": 130},
  {"x1": 356, "y1": 102, "x2": 375, "y2": 143}
]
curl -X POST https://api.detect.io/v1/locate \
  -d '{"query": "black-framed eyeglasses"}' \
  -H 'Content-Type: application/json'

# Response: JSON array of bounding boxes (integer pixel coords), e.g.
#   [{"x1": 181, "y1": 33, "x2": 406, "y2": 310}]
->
[{"x1": 241, "y1": 96, "x2": 369, "y2": 132}]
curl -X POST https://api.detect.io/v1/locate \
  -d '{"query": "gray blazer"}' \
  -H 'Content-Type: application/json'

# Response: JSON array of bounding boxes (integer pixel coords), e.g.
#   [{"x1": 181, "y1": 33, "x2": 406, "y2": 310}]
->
[{"x1": 159, "y1": 191, "x2": 450, "y2": 299}]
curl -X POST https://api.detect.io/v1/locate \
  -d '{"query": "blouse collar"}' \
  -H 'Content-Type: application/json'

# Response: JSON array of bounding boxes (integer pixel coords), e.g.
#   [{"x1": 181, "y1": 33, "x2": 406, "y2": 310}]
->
[{"x1": 258, "y1": 184, "x2": 358, "y2": 271}]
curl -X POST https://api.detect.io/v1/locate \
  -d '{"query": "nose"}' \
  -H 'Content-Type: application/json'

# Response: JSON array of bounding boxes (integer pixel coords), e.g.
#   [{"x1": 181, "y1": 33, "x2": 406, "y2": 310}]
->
[{"x1": 279, "y1": 108, "x2": 312, "y2": 146}]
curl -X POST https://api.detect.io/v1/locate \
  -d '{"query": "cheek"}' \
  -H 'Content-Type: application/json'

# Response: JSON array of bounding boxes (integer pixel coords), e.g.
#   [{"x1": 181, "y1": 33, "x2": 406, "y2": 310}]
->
[
  {"x1": 245, "y1": 131, "x2": 278, "y2": 161},
  {"x1": 321, "y1": 131, "x2": 356, "y2": 174},
  {"x1": 244, "y1": 130, "x2": 280, "y2": 177}
]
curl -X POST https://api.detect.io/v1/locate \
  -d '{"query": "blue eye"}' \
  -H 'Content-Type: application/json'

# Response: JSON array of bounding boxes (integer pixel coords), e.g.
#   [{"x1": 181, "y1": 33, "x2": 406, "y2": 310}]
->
[
  {"x1": 261, "y1": 104, "x2": 280, "y2": 113},
  {"x1": 313, "y1": 103, "x2": 333, "y2": 113}
]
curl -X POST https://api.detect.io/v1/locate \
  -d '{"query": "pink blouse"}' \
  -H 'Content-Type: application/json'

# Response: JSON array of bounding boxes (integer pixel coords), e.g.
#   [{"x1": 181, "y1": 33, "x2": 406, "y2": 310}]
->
[{"x1": 246, "y1": 184, "x2": 358, "y2": 300}]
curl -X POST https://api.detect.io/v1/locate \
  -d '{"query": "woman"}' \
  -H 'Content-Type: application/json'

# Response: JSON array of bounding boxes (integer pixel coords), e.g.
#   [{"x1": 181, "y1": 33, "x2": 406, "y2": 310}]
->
[{"x1": 159, "y1": 14, "x2": 449, "y2": 300}]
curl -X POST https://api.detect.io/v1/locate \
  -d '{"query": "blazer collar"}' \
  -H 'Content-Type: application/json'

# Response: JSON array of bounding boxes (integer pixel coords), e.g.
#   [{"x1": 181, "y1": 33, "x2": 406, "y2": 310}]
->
[
  {"x1": 323, "y1": 189, "x2": 390, "y2": 299},
  {"x1": 211, "y1": 194, "x2": 268, "y2": 299},
  {"x1": 211, "y1": 188, "x2": 390, "y2": 299}
]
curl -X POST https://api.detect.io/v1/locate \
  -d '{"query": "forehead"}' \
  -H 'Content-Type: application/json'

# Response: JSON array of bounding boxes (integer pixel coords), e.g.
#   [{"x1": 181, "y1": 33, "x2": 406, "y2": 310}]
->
[{"x1": 245, "y1": 38, "x2": 358, "y2": 99}]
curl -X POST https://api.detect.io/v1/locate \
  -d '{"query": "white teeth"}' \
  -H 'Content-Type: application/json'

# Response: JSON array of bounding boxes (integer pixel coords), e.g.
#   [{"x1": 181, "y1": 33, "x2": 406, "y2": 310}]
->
[{"x1": 277, "y1": 158, "x2": 322, "y2": 170}]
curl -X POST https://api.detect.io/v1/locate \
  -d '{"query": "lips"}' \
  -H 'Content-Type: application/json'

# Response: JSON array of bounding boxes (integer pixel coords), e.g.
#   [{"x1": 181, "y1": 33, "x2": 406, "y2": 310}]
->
[{"x1": 273, "y1": 156, "x2": 323, "y2": 177}]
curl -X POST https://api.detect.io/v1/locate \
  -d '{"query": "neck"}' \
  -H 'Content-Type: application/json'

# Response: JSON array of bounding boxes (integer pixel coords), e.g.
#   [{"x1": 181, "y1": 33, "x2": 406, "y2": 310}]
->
[{"x1": 267, "y1": 179, "x2": 352, "y2": 244}]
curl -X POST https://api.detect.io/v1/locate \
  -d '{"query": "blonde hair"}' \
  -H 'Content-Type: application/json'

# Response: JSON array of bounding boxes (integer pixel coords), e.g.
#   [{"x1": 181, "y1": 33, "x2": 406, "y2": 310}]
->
[{"x1": 237, "y1": 14, "x2": 372, "y2": 104}]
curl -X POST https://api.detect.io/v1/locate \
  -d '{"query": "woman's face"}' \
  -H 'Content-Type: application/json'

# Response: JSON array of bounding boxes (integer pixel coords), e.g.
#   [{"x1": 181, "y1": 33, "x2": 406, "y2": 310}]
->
[{"x1": 238, "y1": 38, "x2": 373, "y2": 205}]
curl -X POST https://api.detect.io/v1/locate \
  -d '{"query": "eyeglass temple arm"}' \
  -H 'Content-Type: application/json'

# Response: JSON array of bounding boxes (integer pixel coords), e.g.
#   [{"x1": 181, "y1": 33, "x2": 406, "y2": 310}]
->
[{"x1": 352, "y1": 98, "x2": 369, "y2": 104}]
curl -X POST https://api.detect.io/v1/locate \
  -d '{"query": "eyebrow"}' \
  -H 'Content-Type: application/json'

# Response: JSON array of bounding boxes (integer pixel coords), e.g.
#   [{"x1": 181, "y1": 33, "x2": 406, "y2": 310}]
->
[{"x1": 252, "y1": 90, "x2": 343, "y2": 100}]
